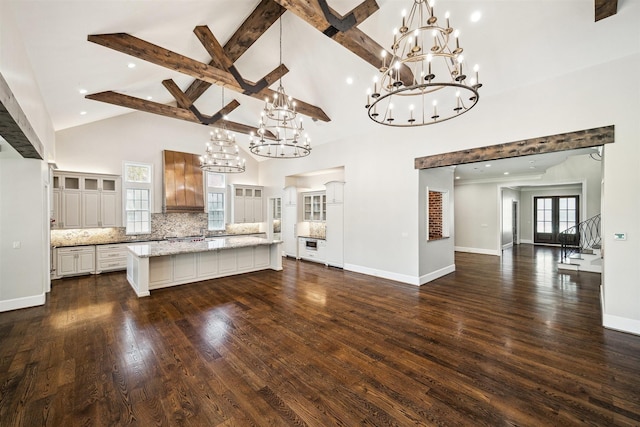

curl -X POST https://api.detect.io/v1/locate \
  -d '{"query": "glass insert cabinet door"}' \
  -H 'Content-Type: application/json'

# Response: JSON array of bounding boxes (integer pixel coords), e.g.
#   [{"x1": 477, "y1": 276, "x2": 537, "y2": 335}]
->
[{"x1": 534, "y1": 196, "x2": 579, "y2": 245}]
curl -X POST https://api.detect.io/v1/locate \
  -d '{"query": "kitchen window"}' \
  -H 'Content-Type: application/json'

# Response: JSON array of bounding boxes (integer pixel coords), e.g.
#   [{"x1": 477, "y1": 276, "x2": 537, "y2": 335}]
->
[
  {"x1": 207, "y1": 172, "x2": 225, "y2": 231},
  {"x1": 123, "y1": 162, "x2": 152, "y2": 234}
]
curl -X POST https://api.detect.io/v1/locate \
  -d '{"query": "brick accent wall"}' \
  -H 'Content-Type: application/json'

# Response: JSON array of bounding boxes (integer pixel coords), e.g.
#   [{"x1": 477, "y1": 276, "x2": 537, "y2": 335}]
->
[{"x1": 429, "y1": 191, "x2": 443, "y2": 239}]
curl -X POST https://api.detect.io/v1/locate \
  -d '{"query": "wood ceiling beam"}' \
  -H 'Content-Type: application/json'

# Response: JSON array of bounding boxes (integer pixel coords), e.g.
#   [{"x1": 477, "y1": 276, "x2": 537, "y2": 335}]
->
[
  {"x1": 0, "y1": 73, "x2": 44, "y2": 159},
  {"x1": 193, "y1": 25, "x2": 290, "y2": 94},
  {"x1": 162, "y1": 79, "x2": 195, "y2": 109},
  {"x1": 272, "y1": 0, "x2": 413, "y2": 84},
  {"x1": 595, "y1": 0, "x2": 618, "y2": 21},
  {"x1": 88, "y1": 32, "x2": 330, "y2": 122},
  {"x1": 414, "y1": 126, "x2": 615, "y2": 170},
  {"x1": 85, "y1": 91, "x2": 265, "y2": 137},
  {"x1": 184, "y1": 0, "x2": 285, "y2": 102}
]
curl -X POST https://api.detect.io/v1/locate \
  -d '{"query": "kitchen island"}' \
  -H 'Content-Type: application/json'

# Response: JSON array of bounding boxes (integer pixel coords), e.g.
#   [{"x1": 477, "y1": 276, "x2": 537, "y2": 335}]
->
[{"x1": 126, "y1": 236, "x2": 282, "y2": 297}]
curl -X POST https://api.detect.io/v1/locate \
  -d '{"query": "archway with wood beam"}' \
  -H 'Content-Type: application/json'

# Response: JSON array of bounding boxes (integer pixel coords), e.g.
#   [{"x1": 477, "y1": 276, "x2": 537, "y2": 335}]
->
[{"x1": 414, "y1": 126, "x2": 614, "y2": 170}]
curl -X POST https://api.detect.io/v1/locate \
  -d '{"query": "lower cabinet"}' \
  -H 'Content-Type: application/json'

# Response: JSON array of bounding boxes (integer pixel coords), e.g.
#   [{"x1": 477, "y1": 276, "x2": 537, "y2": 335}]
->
[
  {"x1": 96, "y1": 243, "x2": 129, "y2": 273},
  {"x1": 57, "y1": 246, "x2": 96, "y2": 277},
  {"x1": 147, "y1": 246, "x2": 271, "y2": 290},
  {"x1": 298, "y1": 238, "x2": 327, "y2": 264}
]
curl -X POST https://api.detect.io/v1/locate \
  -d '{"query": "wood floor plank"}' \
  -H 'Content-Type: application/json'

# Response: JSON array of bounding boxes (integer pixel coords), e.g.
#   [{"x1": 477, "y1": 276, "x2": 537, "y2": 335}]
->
[{"x1": 1, "y1": 245, "x2": 639, "y2": 425}]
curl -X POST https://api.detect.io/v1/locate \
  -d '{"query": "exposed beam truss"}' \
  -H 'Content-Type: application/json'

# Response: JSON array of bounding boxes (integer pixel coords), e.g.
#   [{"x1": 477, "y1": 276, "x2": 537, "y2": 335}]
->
[{"x1": 414, "y1": 126, "x2": 615, "y2": 170}]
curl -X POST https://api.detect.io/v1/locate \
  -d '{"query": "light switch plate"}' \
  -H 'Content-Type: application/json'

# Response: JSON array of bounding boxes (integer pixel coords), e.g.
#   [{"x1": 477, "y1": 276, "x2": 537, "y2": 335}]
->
[{"x1": 12, "y1": 241, "x2": 21, "y2": 249}]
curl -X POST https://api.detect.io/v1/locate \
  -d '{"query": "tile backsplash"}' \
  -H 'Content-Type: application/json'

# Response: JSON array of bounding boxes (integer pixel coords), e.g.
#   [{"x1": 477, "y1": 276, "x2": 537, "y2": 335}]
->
[{"x1": 51, "y1": 213, "x2": 261, "y2": 246}]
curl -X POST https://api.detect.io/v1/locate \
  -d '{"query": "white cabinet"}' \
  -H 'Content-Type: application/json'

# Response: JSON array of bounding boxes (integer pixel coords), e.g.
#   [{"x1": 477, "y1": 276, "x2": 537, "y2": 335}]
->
[
  {"x1": 302, "y1": 192, "x2": 326, "y2": 222},
  {"x1": 283, "y1": 205, "x2": 298, "y2": 257},
  {"x1": 52, "y1": 171, "x2": 121, "y2": 229},
  {"x1": 283, "y1": 185, "x2": 297, "y2": 206},
  {"x1": 231, "y1": 185, "x2": 264, "y2": 223},
  {"x1": 57, "y1": 246, "x2": 96, "y2": 277},
  {"x1": 62, "y1": 190, "x2": 82, "y2": 229},
  {"x1": 325, "y1": 181, "x2": 345, "y2": 268},
  {"x1": 325, "y1": 181, "x2": 345, "y2": 204},
  {"x1": 326, "y1": 204, "x2": 344, "y2": 268},
  {"x1": 96, "y1": 243, "x2": 129, "y2": 273},
  {"x1": 298, "y1": 238, "x2": 326, "y2": 264}
]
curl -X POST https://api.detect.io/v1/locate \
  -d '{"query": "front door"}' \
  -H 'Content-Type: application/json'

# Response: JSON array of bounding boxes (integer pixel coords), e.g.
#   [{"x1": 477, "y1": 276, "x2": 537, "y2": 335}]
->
[{"x1": 534, "y1": 196, "x2": 579, "y2": 245}]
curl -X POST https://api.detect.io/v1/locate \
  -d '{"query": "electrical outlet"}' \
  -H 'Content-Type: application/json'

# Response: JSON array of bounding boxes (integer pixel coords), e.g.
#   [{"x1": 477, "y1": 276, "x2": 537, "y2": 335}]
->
[{"x1": 12, "y1": 241, "x2": 21, "y2": 249}]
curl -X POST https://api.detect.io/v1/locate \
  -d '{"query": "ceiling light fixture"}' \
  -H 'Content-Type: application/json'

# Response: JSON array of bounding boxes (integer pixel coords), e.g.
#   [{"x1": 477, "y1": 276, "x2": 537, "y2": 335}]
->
[
  {"x1": 249, "y1": 17, "x2": 311, "y2": 158},
  {"x1": 200, "y1": 88, "x2": 246, "y2": 174},
  {"x1": 366, "y1": 0, "x2": 482, "y2": 126}
]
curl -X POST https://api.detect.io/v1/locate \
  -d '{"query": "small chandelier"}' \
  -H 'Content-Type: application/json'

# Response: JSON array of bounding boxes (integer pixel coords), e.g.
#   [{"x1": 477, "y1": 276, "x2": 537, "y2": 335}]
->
[
  {"x1": 200, "y1": 89, "x2": 246, "y2": 173},
  {"x1": 249, "y1": 17, "x2": 311, "y2": 158},
  {"x1": 366, "y1": 0, "x2": 482, "y2": 126}
]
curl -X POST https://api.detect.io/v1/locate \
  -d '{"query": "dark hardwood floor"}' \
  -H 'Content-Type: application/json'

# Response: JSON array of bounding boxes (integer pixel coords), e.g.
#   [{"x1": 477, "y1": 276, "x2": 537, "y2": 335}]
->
[{"x1": 1, "y1": 245, "x2": 639, "y2": 426}]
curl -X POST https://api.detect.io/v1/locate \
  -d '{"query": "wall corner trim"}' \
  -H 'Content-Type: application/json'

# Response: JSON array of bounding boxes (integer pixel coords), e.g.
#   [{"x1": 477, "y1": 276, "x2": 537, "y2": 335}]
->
[
  {"x1": 603, "y1": 313, "x2": 640, "y2": 336},
  {"x1": 0, "y1": 293, "x2": 46, "y2": 313},
  {"x1": 419, "y1": 264, "x2": 455, "y2": 285},
  {"x1": 455, "y1": 246, "x2": 501, "y2": 256},
  {"x1": 343, "y1": 263, "x2": 420, "y2": 286}
]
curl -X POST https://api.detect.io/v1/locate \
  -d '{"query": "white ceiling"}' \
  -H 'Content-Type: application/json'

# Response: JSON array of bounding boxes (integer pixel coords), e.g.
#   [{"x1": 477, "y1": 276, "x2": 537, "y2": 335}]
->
[{"x1": 6, "y1": 0, "x2": 640, "y2": 174}]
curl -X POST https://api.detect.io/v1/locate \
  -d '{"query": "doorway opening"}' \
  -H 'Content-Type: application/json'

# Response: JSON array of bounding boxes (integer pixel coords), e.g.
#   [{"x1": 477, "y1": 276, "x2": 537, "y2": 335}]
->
[{"x1": 534, "y1": 196, "x2": 579, "y2": 245}]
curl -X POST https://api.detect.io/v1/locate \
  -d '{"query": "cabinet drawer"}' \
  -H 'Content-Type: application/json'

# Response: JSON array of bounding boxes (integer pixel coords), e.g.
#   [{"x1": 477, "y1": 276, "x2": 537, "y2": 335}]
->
[{"x1": 97, "y1": 258, "x2": 127, "y2": 271}]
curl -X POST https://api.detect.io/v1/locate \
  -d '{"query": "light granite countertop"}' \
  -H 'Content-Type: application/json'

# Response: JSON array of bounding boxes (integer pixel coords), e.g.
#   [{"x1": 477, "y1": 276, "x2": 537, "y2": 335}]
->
[{"x1": 127, "y1": 236, "x2": 281, "y2": 258}]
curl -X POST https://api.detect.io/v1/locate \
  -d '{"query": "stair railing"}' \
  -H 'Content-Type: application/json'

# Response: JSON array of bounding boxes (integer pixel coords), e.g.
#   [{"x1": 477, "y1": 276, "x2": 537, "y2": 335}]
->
[{"x1": 559, "y1": 213, "x2": 601, "y2": 262}]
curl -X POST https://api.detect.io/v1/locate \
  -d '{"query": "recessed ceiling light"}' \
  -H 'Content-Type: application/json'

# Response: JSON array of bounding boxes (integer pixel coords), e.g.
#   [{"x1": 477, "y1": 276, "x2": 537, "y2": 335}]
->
[
  {"x1": 80, "y1": 111, "x2": 87, "y2": 115},
  {"x1": 128, "y1": 63, "x2": 136, "y2": 68},
  {"x1": 147, "y1": 96, "x2": 153, "y2": 100},
  {"x1": 529, "y1": 166, "x2": 536, "y2": 169},
  {"x1": 79, "y1": 89, "x2": 87, "y2": 94},
  {"x1": 485, "y1": 164, "x2": 491, "y2": 168},
  {"x1": 346, "y1": 77, "x2": 354, "y2": 85},
  {"x1": 455, "y1": 176, "x2": 460, "y2": 180},
  {"x1": 470, "y1": 11, "x2": 482, "y2": 22},
  {"x1": 504, "y1": 172, "x2": 509, "y2": 175}
]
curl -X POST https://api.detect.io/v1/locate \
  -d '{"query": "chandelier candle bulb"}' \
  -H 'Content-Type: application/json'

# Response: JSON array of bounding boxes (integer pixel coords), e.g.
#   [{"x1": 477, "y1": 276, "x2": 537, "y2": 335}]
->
[{"x1": 445, "y1": 11, "x2": 450, "y2": 30}]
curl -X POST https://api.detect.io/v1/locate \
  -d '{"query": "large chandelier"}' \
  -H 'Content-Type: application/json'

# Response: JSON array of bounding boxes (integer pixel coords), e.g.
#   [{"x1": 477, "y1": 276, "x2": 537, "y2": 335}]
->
[
  {"x1": 200, "y1": 89, "x2": 246, "y2": 173},
  {"x1": 366, "y1": 0, "x2": 482, "y2": 126},
  {"x1": 249, "y1": 17, "x2": 311, "y2": 158}
]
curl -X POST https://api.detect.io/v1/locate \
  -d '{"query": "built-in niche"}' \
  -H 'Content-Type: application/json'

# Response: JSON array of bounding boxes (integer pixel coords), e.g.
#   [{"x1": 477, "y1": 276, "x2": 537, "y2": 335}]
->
[{"x1": 426, "y1": 188, "x2": 450, "y2": 241}]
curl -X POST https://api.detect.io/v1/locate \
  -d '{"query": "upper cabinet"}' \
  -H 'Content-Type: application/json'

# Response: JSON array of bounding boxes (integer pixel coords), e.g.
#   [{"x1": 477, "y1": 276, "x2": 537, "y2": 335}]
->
[
  {"x1": 52, "y1": 171, "x2": 122, "y2": 229},
  {"x1": 231, "y1": 184, "x2": 264, "y2": 223},
  {"x1": 302, "y1": 191, "x2": 326, "y2": 222},
  {"x1": 325, "y1": 181, "x2": 345, "y2": 204},
  {"x1": 163, "y1": 150, "x2": 204, "y2": 213},
  {"x1": 283, "y1": 185, "x2": 297, "y2": 206}
]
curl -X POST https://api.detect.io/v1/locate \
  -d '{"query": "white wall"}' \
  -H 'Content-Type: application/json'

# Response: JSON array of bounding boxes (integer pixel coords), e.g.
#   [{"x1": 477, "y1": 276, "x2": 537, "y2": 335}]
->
[
  {"x1": 55, "y1": 111, "x2": 261, "y2": 216},
  {"x1": 0, "y1": 1, "x2": 55, "y2": 158},
  {"x1": 454, "y1": 182, "x2": 500, "y2": 255},
  {"x1": 419, "y1": 167, "x2": 455, "y2": 283},
  {"x1": 0, "y1": 157, "x2": 48, "y2": 311},
  {"x1": 0, "y1": 1, "x2": 54, "y2": 311}
]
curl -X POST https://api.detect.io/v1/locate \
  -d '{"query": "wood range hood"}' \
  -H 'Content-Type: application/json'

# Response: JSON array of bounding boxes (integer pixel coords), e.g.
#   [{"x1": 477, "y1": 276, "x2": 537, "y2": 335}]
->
[{"x1": 162, "y1": 150, "x2": 205, "y2": 213}]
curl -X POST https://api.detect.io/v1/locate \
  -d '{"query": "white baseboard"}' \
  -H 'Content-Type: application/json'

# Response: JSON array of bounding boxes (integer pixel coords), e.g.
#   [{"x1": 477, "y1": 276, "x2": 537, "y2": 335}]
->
[
  {"x1": 502, "y1": 242, "x2": 514, "y2": 250},
  {"x1": 603, "y1": 314, "x2": 640, "y2": 336},
  {"x1": 343, "y1": 263, "x2": 420, "y2": 286},
  {"x1": 419, "y1": 264, "x2": 455, "y2": 285},
  {"x1": 0, "y1": 293, "x2": 46, "y2": 312},
  {"x1": 455, "y1": 246, "x2": 501, "y2": 256},
  {"x1": 520, "y1": 239, "x2": 533, "y2": 244}
]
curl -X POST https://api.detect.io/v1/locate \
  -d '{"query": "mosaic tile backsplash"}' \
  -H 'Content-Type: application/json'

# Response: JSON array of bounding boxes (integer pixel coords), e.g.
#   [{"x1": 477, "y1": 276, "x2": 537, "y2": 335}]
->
[{"x1": 51, "y1": 213, "x2": 261, "y2": 247}]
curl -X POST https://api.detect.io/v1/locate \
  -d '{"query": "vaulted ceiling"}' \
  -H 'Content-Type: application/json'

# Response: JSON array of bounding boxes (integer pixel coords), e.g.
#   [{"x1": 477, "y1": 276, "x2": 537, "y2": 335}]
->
[{"x1": 4, "y1": 0, "x2": 636, "y2": 159}]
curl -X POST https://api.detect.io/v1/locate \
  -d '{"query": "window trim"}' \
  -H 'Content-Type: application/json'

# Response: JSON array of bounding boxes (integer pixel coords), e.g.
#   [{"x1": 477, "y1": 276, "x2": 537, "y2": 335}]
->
[
  {"x1": 123, "y1": 161, "x2": 153, "y2": 235},
  {"x1": 206, "y1": 172, "x2": 226, "y2": 231}
]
